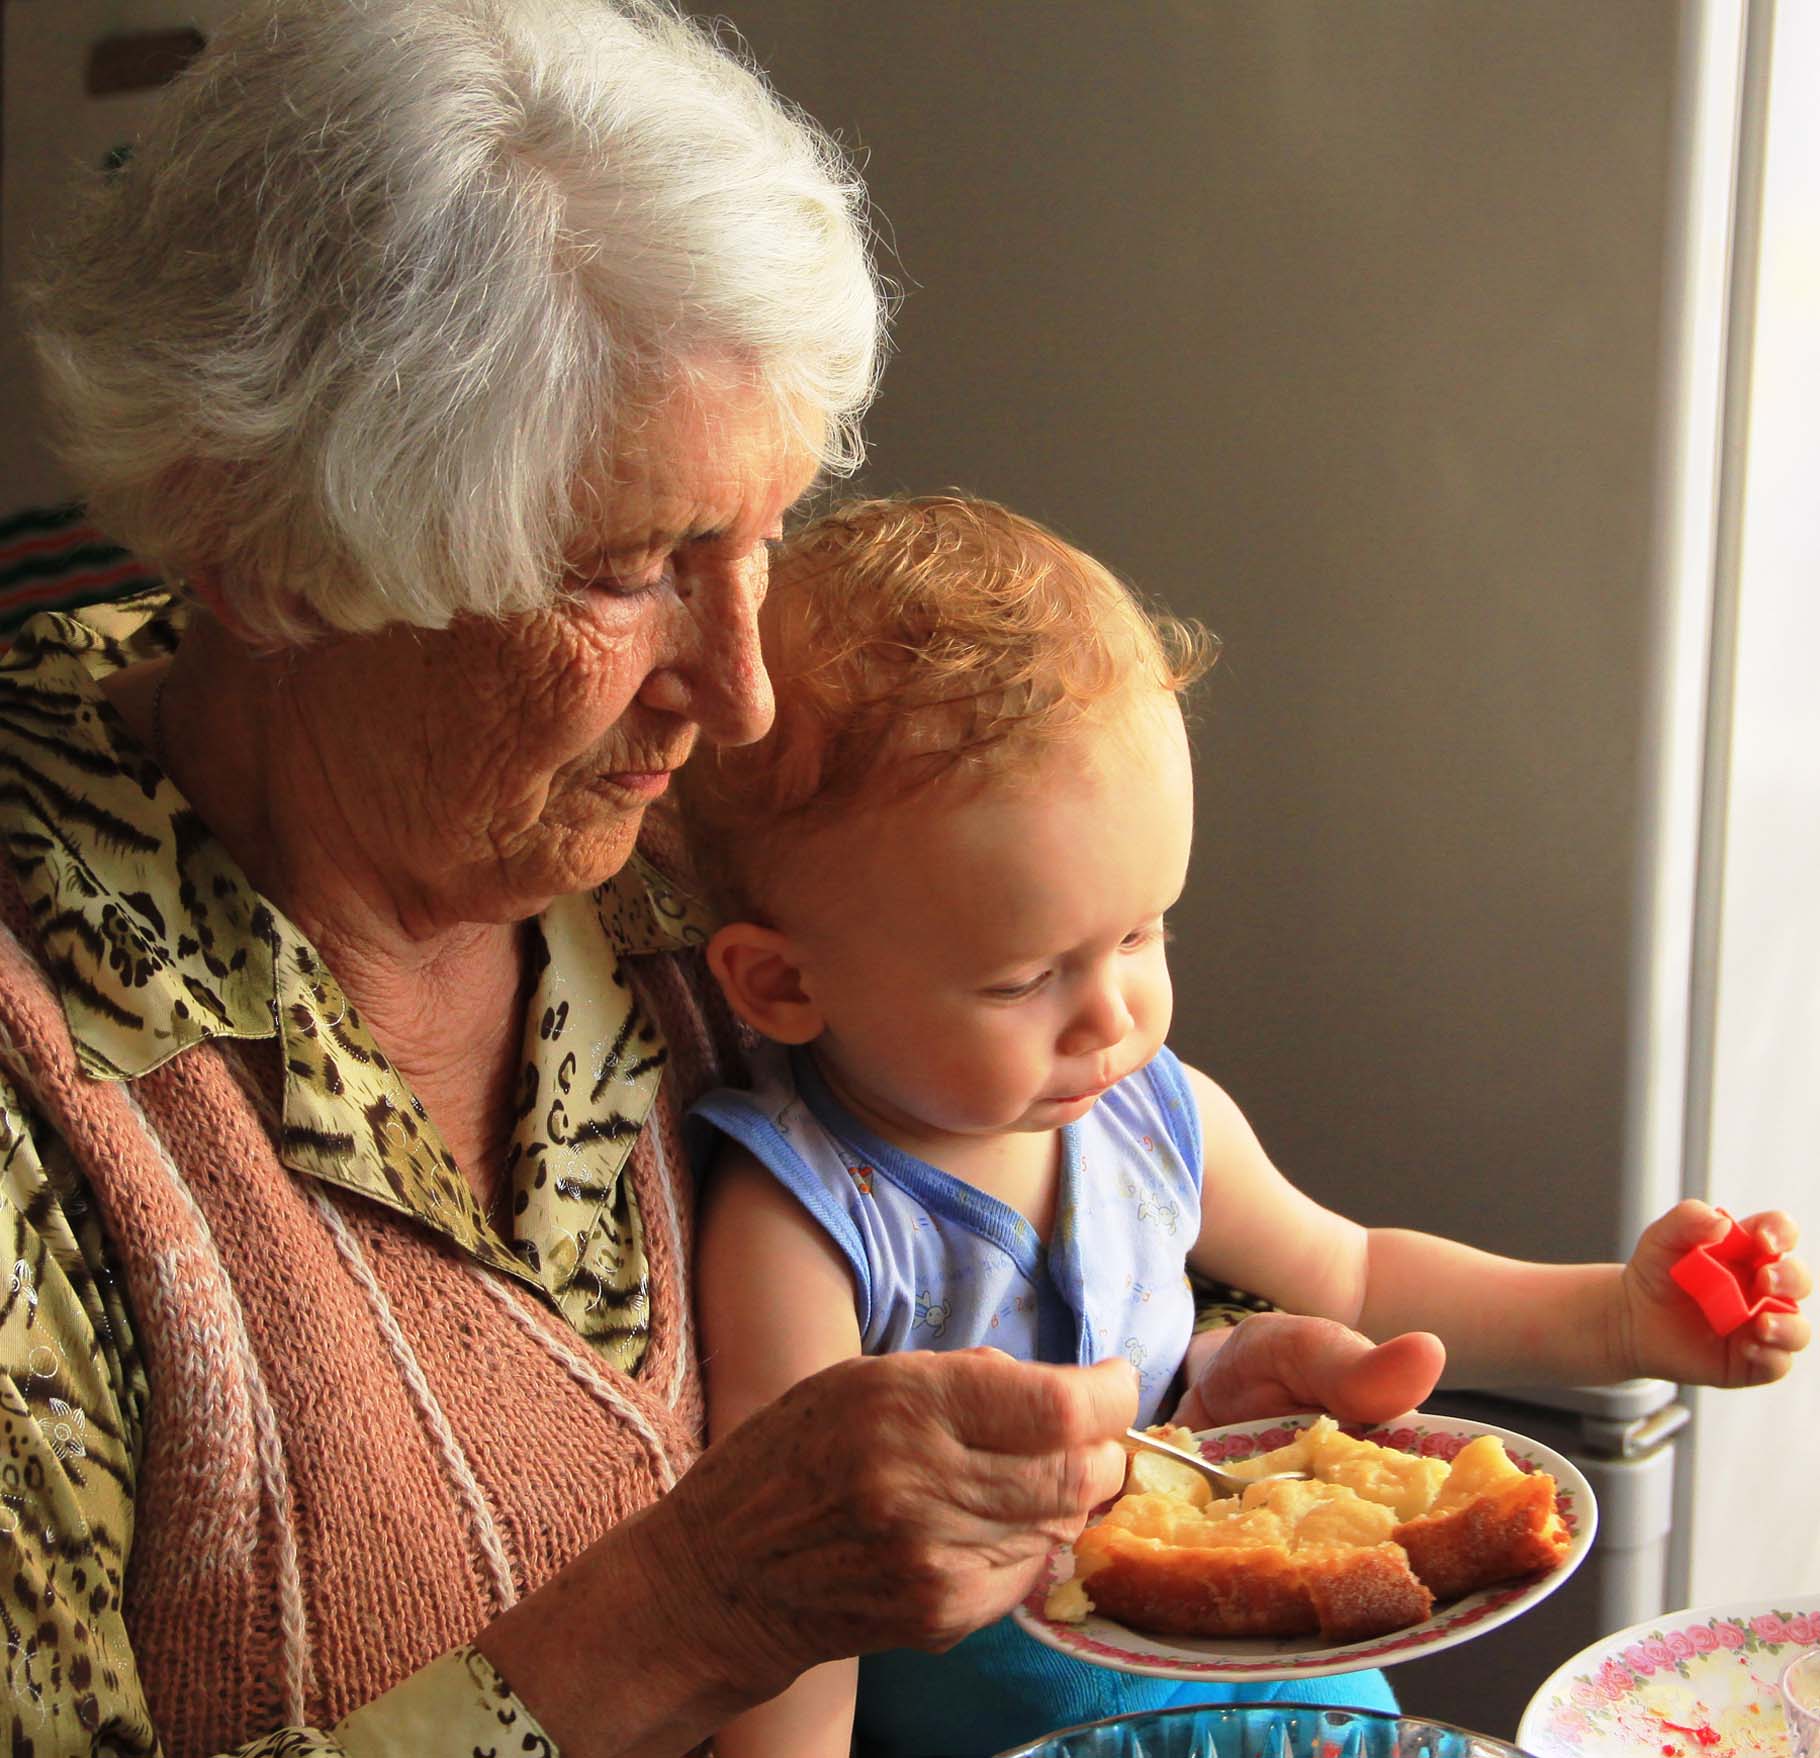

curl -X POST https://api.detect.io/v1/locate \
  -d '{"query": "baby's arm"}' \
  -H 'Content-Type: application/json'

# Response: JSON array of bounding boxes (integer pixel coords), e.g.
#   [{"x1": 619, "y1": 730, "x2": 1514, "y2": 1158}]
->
[
  {"x1": 696, "y1": 1145, "x2": 865, "y2": 1758},
  {"x1": 1181, "y1": 1063, "x2": 1810, "y2": 1389},
  {"x1": 1354, "y1": 1200, "x2": 1808, "y2": 1388}
]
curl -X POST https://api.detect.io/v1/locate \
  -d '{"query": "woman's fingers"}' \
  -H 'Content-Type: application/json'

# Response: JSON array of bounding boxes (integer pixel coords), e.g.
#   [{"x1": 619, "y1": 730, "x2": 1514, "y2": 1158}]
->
[
  {"x1": 1172, "y1": 1312, "x2": 1445, "y2": 1430},
  {"x1": 1325, "y1": 1329, "x2": 1448, "y2": 1423},
  {"x1": 848, "y1": 1350, "x2": 1135, "y2": 1536},
  {"x1": 659, "y1": 1350, "x2": 1137, "y2": 1689},
  {"x1": 936, "y1": 1347, "x2": 1137, "y2": 1453}
]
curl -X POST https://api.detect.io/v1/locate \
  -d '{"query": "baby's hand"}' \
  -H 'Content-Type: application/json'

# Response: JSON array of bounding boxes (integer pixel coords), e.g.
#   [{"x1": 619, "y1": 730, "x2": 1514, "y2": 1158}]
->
[{"x1": 1621, "y1": 1200, "x2": 1811, "y2": 1387}]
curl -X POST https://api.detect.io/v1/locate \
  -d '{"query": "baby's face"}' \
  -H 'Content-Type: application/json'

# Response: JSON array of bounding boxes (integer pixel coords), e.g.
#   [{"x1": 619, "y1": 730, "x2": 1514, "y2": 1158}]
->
[{"x1": 785, "y1": 694, "x2": 1193, "y2": 1152}]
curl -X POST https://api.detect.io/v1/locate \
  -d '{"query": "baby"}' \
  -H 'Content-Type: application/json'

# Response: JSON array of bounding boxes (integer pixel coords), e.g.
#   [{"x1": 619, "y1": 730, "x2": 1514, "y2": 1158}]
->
[{"x1": 680, "y1": 494, "x2": 1810, "y2": 1758}]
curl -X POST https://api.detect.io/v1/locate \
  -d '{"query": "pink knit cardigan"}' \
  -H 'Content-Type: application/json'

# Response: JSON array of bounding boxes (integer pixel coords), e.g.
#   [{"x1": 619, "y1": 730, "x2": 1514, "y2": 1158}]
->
[{"x1": 0, "y1": 870, "x2": 729, "y2": 1755}]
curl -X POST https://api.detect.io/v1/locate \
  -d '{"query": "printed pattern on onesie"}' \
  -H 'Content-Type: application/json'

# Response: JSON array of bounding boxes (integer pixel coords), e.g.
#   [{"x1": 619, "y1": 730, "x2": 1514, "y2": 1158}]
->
[{"x1": 687, "y1": 1042, "x2": 1203, "y2": 1424}]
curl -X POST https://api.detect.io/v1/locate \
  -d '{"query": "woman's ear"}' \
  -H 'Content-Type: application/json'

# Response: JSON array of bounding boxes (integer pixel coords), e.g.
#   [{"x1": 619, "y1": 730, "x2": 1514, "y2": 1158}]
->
[
  {"x1": 183, "y1": 570, "x2": 263, "y2": 645},
  {"x1": 185, "y1": 569, "x2": 323, "y2": 653},
  {"x1": 707, "y1": 922, "x2": 824, "y2": 1045}
]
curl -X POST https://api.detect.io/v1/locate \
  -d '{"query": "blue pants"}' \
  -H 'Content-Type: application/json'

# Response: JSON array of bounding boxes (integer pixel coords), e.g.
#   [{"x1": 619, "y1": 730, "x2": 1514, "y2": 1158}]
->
[{"x1": 855, "y1": 1617, "x2": 1399, "y2": 1757}]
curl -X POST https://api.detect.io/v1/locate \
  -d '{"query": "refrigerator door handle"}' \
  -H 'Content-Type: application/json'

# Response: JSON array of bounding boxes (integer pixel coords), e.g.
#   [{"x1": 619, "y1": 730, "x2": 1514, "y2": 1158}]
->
[{"x1": 1581, "y1": 1400, "x2": 1692, "y2": 1460}]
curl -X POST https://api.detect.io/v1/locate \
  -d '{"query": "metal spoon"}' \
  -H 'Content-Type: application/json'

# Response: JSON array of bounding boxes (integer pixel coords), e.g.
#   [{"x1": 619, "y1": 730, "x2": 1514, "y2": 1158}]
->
[{"x1": 1123, "y1": 1427, "x2": 1312, "y2": 1497}]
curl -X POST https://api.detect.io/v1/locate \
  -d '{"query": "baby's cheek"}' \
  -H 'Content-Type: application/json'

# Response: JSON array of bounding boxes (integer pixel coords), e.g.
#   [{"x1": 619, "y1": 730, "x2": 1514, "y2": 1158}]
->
[{"x1": 916, "y1": 1046, "x2": 1009, "y2": 1121}]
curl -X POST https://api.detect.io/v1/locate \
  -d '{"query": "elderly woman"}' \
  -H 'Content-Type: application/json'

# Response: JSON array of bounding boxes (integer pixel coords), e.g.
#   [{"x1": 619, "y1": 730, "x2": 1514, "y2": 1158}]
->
[{"x1": 1, "y1": 2, "x2": 1441, "y2": 1754}]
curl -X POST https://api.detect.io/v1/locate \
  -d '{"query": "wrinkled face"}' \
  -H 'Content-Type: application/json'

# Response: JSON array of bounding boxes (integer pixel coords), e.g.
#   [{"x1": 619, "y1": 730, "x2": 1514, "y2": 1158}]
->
[
  {"x1": 303, "y1": 372, "x2": 820, "y2": 927},
  {"x1": 787, "y1": 695, "x2": 1194, "y2": 1151}
]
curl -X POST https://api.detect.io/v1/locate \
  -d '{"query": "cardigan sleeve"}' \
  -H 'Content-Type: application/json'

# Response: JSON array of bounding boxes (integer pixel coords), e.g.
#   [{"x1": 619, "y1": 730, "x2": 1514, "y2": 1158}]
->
[{"x1": 0, "y1": 1073, "x2": 558, "y2": 1758}]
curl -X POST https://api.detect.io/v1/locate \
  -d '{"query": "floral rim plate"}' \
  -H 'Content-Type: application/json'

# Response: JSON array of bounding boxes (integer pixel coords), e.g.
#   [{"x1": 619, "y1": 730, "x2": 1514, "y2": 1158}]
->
[
  {"x1": 1011, "y1": 1411, "x2": 1597, "y2": 1683},
  {"x1": 1517, "y1": 1593, "x2": 1820, "y2": 1758}
]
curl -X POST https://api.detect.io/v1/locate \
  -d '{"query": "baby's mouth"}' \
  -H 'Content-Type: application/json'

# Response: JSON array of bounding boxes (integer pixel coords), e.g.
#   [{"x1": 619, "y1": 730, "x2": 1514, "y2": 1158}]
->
[{"x1": 1051, "y1": 1077, "x2": 1115, "y2": 1105}]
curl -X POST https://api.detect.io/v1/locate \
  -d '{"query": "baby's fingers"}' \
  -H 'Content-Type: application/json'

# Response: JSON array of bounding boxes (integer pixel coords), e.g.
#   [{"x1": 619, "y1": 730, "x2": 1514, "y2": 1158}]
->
[
  {"x1": 1734, "y1": 1208, "x2": 1802, "y2": 1261},
  {"x1": 1760, "y1": 1250, "x2": 1811, "y2": 1305},
  {"x1": 1739, "y1": 1306, "x2": 1811, "y2": 1383},
  {"x1": 1638, "y1": 1198, "x2": 1730, "y2": 1266}
]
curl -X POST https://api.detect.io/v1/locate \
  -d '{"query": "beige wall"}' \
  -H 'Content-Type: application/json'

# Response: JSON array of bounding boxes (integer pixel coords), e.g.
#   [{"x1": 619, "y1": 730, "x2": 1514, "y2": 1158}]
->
[
  {"x1": 714, "y1": 0, "x2": 1680, "y2": 1262},
  {"x1": 707, "y1": 6, "x2": 1689, "y2": 1734},
  {"x1": 2, "y1": 0, "x2": 238, "y2": 506}
]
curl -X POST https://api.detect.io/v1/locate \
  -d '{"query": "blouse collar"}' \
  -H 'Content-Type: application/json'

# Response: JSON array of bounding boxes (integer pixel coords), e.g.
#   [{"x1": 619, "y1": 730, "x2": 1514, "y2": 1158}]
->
[{"x1": 0, "y1": 591, "x2": 713, "y2": 1358}]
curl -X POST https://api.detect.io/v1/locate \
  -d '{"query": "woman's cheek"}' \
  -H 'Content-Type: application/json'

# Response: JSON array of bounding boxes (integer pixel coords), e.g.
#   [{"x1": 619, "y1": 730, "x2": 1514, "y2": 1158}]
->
[{"x1": 545, "y1": 609, "x2": 657, "y2": 722}]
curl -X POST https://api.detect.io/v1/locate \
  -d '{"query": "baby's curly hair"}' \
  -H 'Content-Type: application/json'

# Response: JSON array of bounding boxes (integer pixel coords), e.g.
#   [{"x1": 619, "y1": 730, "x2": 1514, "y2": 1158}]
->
[{"x1": 679, "y1": 493, "x2": 1217, "y2": 918}]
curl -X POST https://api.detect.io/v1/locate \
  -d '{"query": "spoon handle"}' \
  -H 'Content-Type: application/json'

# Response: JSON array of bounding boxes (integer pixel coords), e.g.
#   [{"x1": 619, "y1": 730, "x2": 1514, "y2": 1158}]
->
[{"x1": 1121, "y1": 1427, "x2": 1310, "y2": 1496}]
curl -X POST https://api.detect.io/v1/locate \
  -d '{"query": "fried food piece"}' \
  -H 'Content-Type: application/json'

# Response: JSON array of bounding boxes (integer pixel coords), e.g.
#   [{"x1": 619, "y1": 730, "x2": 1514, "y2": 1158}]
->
[
  {"x1": 1071, "y1": 1520, "x2": 1327, "y2": 1638},
  {"x1": 1053, "y1": 1419, "x2": 1568, "y2": 1643},
  {"x1": 1393, "y1": 1436, "x2": 1571, "y2": 1599},
  {"x1": 1300, "y1": 1543, "x2": 1439, "y2": 1644},
  {"x1": 1068, "y1": 1476, "x2": 1432, "y2": 1641},
  {"x1": 1220, "y1": 1418, "x2": 1449, "y2": 1522}
]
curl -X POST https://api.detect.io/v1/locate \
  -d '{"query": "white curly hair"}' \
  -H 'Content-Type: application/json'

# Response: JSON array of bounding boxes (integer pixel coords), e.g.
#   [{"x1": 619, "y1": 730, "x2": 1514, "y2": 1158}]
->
[{"x1": 24, "y1": 0, "x2": 887, "y2": 643}]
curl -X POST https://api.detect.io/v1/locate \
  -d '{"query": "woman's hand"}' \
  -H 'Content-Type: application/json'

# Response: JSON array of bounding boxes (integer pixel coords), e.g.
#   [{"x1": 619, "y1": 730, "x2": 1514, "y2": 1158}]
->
[
  {"x1": 660, "y1": 1347, "x2": 1135, "y2": 1694},
  {"x1": 1170, "y1": 1312, "x2": 1446, "y2": 1431},
  {"x1": 477, "y1": 1348, "x2": 1134, "y2": 1757},
  {"x1": 1618, "y1": 1200, "x2": 1811, "y2": 1387}
]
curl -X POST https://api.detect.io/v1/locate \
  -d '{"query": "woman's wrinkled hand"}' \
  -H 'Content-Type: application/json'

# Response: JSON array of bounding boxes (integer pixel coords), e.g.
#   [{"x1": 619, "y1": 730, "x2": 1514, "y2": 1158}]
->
[
  {"x1": 651, "y1": 1347, "x2": 1137, "y2": 1698},
  {"x1": 1169, "y1": 1312, "x2": 1446, "y2": 1432}
]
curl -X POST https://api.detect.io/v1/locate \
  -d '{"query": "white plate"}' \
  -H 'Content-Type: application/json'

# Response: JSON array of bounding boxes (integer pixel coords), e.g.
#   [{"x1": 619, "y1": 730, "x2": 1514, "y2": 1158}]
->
[
  {"x1": 1011, "y1": 1411, "x2": 1596, "y2": 1683},
  {"x1": 1518, "y1": 1594, "x2": 1820, "y2": 1758}
]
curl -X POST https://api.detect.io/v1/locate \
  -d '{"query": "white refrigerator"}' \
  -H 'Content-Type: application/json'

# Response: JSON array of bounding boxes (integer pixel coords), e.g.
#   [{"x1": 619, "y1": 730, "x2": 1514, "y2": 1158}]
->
[{"x1": 710, "y1": 0, "x2": 1820, "y2": 1739}]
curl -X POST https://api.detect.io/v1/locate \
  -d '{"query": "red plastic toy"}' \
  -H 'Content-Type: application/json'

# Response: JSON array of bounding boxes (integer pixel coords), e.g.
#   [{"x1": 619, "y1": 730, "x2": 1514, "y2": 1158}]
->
[{"x1": 1669, "y1": 1209, "x2": 1799, "y2": 1337}]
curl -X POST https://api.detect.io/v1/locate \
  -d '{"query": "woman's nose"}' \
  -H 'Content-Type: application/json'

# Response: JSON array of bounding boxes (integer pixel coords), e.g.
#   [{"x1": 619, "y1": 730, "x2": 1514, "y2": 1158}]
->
[
  {"x1": 1058, "y1": 977, "x2": 1134, "y2": 1057},
  {"x1": 636, "y1": 554, "x2": 776, "y2": 745}
]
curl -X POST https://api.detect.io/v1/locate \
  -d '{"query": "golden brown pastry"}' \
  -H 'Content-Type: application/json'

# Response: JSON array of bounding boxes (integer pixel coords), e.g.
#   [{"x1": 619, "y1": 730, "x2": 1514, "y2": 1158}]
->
[
  {"x1": 1052, "y1": 1418, "x2": 1569, "y2": 1644},
  {"x1": 1392, "y1": 1434, "x2": 1572, "y2": 1601}
]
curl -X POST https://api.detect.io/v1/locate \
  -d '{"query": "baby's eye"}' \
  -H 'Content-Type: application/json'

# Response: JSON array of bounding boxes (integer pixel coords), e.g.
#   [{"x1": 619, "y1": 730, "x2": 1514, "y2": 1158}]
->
[
  {"x1": 1121, "y1": 921, "x2": 1172, "y2": 951},
  {"x1": 982, "y1": 971, "x2": 1052, "y2": 1001}
]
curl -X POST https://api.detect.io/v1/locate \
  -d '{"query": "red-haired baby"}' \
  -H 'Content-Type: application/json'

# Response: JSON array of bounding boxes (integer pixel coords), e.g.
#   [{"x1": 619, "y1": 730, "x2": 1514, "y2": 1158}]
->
[{"x1": 680, "y1": 494, "x2": 1809, "y2": 1758}]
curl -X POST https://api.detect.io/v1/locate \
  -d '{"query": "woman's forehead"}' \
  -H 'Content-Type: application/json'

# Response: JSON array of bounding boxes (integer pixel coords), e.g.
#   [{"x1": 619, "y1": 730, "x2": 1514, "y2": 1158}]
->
[{"x1": 577, "y1": 375, "x2": 822, "y2": 558}]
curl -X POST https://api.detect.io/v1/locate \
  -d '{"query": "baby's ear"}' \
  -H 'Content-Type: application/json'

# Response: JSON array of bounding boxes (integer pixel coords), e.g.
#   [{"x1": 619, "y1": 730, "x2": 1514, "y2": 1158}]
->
[{"x1": 706, "y1": 922, "x2": 823, "y2": 1045}]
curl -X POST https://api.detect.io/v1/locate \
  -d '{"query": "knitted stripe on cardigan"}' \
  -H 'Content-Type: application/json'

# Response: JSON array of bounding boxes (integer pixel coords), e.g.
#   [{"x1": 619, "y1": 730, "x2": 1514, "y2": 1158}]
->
[
  {"x1": 218, "y1": 1034, "x2": 522, "y2": 1615},
  {"x1": 311, "y1": 1183, "x2": 523, "y2": 1608},
  {"x1": 0, "y1": 868, "x2": 716, "y2": 1757},
  {"x1": 120, "y1": 1079, "x2": 316, "y2": 1726}
]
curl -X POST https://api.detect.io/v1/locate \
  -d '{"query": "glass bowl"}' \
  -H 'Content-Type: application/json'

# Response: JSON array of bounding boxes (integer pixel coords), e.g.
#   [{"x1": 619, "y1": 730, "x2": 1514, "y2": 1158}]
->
[{"x1": 992, "y1": 1701, "x2": 1536, "y2": 1758}]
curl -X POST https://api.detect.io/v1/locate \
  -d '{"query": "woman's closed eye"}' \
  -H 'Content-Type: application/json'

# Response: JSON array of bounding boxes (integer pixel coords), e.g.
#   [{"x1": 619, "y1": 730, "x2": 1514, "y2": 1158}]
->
[
  {"x1": 604, "y1": 567, "x2": 671, "y2": 599},
  {"x1": 576, "y1": 521, "x2": 785, "y2": 601},
  {"x1": 568, "y1": 552, "x2": 672, "y2": 599}
]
